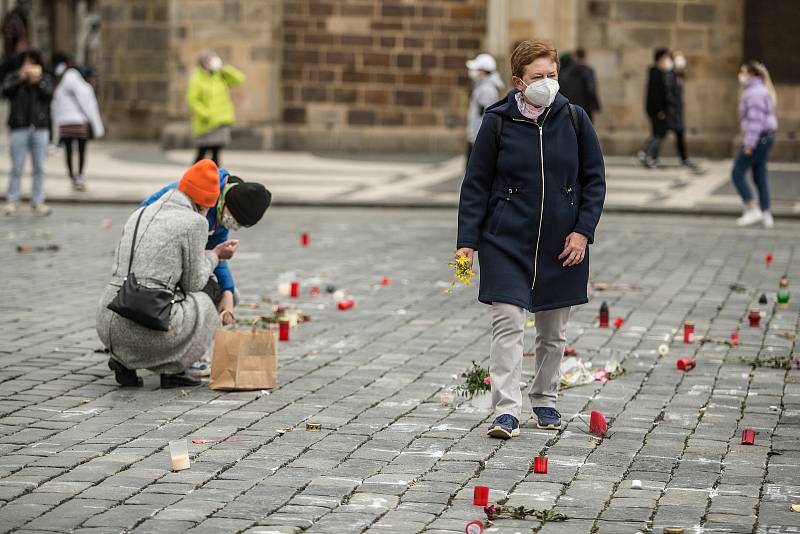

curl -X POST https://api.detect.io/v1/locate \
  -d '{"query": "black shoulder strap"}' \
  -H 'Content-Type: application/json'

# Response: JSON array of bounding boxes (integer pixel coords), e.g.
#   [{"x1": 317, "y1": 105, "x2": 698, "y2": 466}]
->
[
  {"x1": 495, "y1": 114, "x2": 503, "y2": 149},
  {"x1": 568, "y1": 103, "x2": 582, "y2": 140},
  {"x1": 127, "y1": 207, "x2": 147, "y2": 275}
]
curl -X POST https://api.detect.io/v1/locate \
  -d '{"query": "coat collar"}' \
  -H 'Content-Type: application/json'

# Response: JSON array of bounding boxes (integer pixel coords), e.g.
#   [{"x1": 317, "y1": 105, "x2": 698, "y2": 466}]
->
[{"x1": 487, "y1": 89, "x2": 569, "y2": 121}]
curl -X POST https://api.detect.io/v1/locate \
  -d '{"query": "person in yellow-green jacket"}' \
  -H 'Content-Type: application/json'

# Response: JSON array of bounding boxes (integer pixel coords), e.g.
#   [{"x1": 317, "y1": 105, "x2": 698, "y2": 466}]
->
[{"x1": 187, "y1": 50, "x2": 245, "y2": 165}]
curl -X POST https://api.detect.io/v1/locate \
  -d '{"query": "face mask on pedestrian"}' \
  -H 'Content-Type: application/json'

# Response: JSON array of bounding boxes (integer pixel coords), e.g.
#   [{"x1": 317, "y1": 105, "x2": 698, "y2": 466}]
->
[
  {"x1": 674, "y1": 55, "x2": 686, "y2": 70},
  {"x1": 738, "y1": 72, "x2": 750, "y2": 85},
  {"x1": 208, "y1": 56, "x2": 222, "y2": 72},
  {"x1": 54, "y1": 62, "x2": 67, "y2": 77},
  {"x1": 221, "y1": 209, "x2": 241, "y2": 231},
  {"x1": 520, "y1": 77, "x2": 559, "y2": 108},
  {"x1": 663, "y1": 58, "x2": 674, "y2": 71}
]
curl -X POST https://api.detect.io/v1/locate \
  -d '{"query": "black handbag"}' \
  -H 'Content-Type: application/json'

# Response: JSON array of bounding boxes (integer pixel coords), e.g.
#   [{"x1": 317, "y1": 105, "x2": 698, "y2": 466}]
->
[{"x1": 107, "y1": 206, "x2": 183, "y2": 331}]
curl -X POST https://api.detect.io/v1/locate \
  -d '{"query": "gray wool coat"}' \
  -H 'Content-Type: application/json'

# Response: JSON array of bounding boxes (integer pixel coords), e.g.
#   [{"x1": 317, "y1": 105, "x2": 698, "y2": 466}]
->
[{"x1": 96, "y1": 190, "x2": 222, "y2": 374}]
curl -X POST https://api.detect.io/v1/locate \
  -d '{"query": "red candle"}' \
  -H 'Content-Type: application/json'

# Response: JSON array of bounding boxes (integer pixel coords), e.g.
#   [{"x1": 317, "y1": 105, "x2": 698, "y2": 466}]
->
[
  {"x1": 301, "y1": 232, "x2": 309, "y2": 247},
  {"x1": 613, "y1": 316, "x2": 624, "y2": 329},
  {"x1": 290, "y1": 281, "x2": 299, "y2": 298},
  {"x1": 472, "y1": 486, "x2": 489, "y2": 506},
  {"x1": 676, "y1": 357, "x2": 696, "y2": 371},
  {"x1": 279, "y1": 320, "x2": 290, "y2": 342},
  {"x1": 337, "y1": 298, "x2": 354, "y2": 311},
  {"x1": 382, "y1": 276, "x2": 390, "y2": 286},
  {"x1": 765, "y1": 253, "x2": 773, "y2": 266},
  {"x1": 683, "y1": 321, "x2": 695, "y2": 343},
  {"x1": 533, "y1": 455, "x2": 548, "y2": 474},
  {"x1": 741, "y1": 428, "x2": 755, "y2": 445},
  {"x1": 599, "y1": 302, "x2": 609, "y2": 328},
  {"x1": 310, "y1": 287, "x2": 320, "y2": 297},
  {"x1": 589, "y1": 410, "x2": 607, "y2": 436},
  {"x1": 465, "y1": 520, "x2": 484, "y2": 534},
  {"x1": 748, "y1": 308, "x2": 760, "y2": 327},
  {"x1": 730, "y1": 332, "x2": 740, "y2": 345}
]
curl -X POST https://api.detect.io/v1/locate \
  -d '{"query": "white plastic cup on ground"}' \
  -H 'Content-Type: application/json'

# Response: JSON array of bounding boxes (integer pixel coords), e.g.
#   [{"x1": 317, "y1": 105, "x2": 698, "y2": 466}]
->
[{"x1": 169, "y1": 439, "x2": 190, "y2": 471}]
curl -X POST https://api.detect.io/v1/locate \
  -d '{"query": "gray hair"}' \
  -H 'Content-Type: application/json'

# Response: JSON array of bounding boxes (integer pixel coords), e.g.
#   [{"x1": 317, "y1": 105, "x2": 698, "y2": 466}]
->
[{"x1": 197, "y1": 50, "x2": 215, "y2": 68}]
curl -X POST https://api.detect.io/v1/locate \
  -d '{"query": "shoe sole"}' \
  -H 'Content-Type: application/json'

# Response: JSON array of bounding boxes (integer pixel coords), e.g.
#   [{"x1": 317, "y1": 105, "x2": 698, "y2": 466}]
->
[
  {"x1": 536, "y1": 421, "x2": 562, "y2": 430},
  {"x1": 487, "y1": 426, "x2": 520, "y2": 439}
]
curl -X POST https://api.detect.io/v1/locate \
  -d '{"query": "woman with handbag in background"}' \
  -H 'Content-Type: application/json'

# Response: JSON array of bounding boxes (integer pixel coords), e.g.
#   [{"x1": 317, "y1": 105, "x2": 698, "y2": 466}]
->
[
  {"x1": 96, "y1": 160, "x2": 240, "y2": 389},
  {"x1": 51, "y1": 53, "x2": 104, "y2": 192}
]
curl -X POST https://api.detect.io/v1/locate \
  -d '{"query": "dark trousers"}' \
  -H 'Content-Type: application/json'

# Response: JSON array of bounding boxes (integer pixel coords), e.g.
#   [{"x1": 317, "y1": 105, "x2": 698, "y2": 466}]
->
[
  {"x1": 732, "y1": 132, "x2": 774, "y2": 211},
  {"x1": 62, "y1": 137, "x2": 88, "y2": 179},
  {"x1": 195, "y1": 146, "x2": 221, "y2": 165},
  {"x1": 644, "y1": 120, "x2": 687, "y2": 162}
]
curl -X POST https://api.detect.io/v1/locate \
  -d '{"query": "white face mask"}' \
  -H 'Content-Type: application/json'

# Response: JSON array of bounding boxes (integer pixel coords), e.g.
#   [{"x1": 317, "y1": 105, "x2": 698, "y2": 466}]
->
[
  {"x1": 208, "y1": 56, "x2": 222, "y2": 72},
  {"x1": 674, "y1": 56, "x2": 686, "y2": 70},
  {"x1": 664, "y1": 59, "x2": 674, "y2": 72},
  {"x1": 468, "y1": 69, "x2": 481, "y2": 82},
  {"x1": 738, "y1": 73, "x2": 749, "y2": 86},
  {"x1": 54, "y1": 63, "x2": 67, "y2": 77},
  {"x1": 521, "y1": 77, "x2": 559, "y2": 108},
  {"x1": 221, "y1": 210, "x2": 241, "y2": 231}
]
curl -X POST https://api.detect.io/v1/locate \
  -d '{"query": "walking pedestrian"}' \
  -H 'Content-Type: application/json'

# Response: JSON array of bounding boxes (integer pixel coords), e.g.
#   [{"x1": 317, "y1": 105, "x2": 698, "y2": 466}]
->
[
  {"x1": 558, "y1": 49, "x2": 601, "y2": 123},
  {"x1": 187, "y1": 50, "x2": 245, "y2": 166},
  {"x1": 456, "y1": 39, "x2": 606, "y2": 437},
  {"x1": 2, "y1": 50, "x2": 53, "y2": 216},
  {"x1": 732, "y1": 62, "x2": 778, "y2": 228},
  {"x1": 670, "y1": 51, "x2": 701, "y2": 172},
  {"x1": 51, "y1": 53, "x2": 104, "y2": 192},
  {"x1": 638, "y1": 48, "x2": 677, "y2": 169},
  {"x1": 96, "y1": 160, "x2": 240, "y2": 389},
  {"x1": 465, "y1": 53, "x2": 504, "y2": 165}
]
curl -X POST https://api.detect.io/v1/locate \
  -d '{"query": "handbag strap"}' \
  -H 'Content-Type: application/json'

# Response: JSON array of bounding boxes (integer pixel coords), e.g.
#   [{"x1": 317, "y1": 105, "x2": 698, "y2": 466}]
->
[{"x1": 127, "y1": 207, "x2": 147, "y2": 275}]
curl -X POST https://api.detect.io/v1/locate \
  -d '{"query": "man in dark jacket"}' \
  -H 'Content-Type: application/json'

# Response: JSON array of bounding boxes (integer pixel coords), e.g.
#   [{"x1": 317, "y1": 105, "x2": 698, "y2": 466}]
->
[
  {"x1": 457, "y1": 40, "x2": 606, "y2": 437},
  {"x1": 639, "y1": 48, "x2": 673, "y2": 168},
  {"x1": 3, "y1": 49, "x2": 53, "y2": 216},
  {"x1": 558, "y1": 49, "x2": 601, "y2": 122}
]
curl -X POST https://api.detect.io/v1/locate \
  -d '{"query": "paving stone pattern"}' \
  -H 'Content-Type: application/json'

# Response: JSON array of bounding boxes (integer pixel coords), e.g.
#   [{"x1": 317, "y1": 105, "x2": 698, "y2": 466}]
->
[{"x1": 0, "y1": 206, "x2": 799, "y2": 534}]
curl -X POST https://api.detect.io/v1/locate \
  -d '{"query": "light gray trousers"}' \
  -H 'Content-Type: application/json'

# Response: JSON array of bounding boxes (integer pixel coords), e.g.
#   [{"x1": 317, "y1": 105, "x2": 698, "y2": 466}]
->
[{"x1": 490, "y1": 302, "x2": 571, "y2": 419}]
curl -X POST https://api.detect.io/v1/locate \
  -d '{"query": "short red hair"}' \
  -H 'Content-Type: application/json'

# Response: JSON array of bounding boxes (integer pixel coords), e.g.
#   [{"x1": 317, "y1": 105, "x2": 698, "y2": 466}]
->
[{"x1": 511, "y1": 39, "x2": 559, "y2": 78}]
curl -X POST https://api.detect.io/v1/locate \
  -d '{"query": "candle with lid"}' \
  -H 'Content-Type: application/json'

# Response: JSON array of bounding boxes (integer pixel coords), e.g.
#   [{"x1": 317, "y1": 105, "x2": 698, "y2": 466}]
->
[
  {"x1": 683, "y1": 321, "x2": 695, "y2": 344},
  {"x1": 748, "y1": 308, "x2": 761, "y2": 327},
  {"x1": 533, "y1": 455, "x2": 548, "y2": 474},
  {"x1": 472, "y1": 486, "x2": 489, "y2": 506},
  {"x1": 599, "y1": 302, "x2": 609, "y2": 328},
  {"x1": 279, "y1": 320, "x2": 290, "y2": 342}
]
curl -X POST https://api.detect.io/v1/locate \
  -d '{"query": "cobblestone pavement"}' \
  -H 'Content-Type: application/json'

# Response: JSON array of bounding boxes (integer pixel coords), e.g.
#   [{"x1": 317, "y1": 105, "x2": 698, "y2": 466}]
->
[{"x1": 1, "y1": 206, "x2": 799, "y2": 534}]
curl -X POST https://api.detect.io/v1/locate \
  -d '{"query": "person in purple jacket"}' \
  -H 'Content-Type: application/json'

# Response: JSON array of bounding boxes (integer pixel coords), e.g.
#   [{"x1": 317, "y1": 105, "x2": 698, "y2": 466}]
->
[{"x1": 733, "y1": 62, "x2": 778, "y2": 228}]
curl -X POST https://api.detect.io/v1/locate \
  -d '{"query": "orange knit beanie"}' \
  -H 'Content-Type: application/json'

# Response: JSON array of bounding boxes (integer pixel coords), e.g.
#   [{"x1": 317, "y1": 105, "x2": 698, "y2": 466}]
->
[{"x1": 178, "y1": 160, "x2": 220, "y2": 207}]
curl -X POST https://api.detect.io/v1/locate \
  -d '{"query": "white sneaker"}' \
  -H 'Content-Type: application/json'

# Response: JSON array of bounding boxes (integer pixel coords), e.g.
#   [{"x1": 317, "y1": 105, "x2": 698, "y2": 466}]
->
[
  {"x1": 736, "y1": 207, "x2": 763, "y2": 227},
  {"x1": 32, "y1": 203, "x2": 52, "y2": 216},
  {"x1": 3, "y1": 202, "x2": 17, "y2": 216},
  {"x1": 762, "y1": 211, "x2": 774, "y2": 229}
]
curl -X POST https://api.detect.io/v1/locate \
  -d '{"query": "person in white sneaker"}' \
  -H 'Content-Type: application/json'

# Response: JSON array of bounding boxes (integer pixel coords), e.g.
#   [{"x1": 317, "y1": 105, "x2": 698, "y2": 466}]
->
[{"x1": 732, "y1": 62, "x2": 778, "y2": 229}]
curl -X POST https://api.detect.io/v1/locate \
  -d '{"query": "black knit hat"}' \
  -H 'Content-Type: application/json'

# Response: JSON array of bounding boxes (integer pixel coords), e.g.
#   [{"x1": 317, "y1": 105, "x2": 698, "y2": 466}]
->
[{"x1": 224, "y1": 180, "x2": 271, "y2": 227}]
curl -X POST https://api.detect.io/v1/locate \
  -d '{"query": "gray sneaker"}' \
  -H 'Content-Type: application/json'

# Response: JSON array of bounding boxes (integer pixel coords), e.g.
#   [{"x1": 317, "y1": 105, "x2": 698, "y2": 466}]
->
[{"x1": 32, "y1": 203, "x2": 52, "y2": 216}]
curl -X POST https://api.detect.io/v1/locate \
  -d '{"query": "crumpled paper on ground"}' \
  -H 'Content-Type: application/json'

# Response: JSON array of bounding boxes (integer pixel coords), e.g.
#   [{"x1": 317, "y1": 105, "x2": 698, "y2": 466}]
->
[{"x1": 561, "y1": 357, "x2": 624, "y2": 390}]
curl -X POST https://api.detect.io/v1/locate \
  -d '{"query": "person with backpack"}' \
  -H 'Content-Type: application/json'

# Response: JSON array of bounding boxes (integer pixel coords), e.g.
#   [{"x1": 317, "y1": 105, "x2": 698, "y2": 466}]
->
[
  {"x1": 456, "y1": 40, "x2": 606, "y2": 438},
  {"x1": 51, "y1": 52, "x2": 104, "y2": 192}
]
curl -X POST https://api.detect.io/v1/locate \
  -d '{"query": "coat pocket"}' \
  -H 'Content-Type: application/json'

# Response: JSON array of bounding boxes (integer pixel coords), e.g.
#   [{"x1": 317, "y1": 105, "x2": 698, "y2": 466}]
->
[{"x1": 488, "y1": 198, "x2": 508, "y2": 235}]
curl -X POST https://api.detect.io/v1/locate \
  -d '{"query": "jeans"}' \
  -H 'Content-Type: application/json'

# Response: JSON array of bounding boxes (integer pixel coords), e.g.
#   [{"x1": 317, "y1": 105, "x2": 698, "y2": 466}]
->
[
  {"x1": 731, "y1": 131, "x2": 774, "y2": 211},
  {"x1": 490, "y1": 302, "x2": 571, "y2": 418},
  {"x1": 7, "y1": 127, "x2": 49, "y2": 204}
]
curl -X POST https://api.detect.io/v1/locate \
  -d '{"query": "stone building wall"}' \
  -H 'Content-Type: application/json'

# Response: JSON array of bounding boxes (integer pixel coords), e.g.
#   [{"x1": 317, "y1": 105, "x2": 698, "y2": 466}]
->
[
  {"x1": 278, "y1": 0, "x2": 488, "y2": 152},
  {"x1": 97, "y1": 0, "x2": 170, "y2": 139}
]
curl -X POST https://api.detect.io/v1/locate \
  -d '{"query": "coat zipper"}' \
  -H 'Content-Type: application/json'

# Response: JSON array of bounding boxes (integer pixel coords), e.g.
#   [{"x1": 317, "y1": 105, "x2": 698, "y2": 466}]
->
[{"x1": 512, "y1": 108, "x2": 550, "y2": 291}]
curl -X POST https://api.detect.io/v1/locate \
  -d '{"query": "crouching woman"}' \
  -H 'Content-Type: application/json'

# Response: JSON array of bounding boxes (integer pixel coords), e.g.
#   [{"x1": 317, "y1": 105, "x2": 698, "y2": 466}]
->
[{"x1": 96, "y1": 160, "x2": 239, "y2": 388}]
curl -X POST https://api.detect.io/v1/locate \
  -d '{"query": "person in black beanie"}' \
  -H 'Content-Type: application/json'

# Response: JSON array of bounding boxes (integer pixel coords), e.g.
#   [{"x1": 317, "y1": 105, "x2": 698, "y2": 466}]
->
[{"x1": 223, "y1": 177, "x2": 271, "y2": 228}]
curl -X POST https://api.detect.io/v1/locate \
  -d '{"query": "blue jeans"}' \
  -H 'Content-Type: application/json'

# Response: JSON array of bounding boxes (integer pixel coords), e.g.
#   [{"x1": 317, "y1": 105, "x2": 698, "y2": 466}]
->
[
  {"x1": 7, "y1": 127, "x2": 49, "y2": 204},
  {"x1": 731, "y1": 131, "x2": 774, "y2": 211}
]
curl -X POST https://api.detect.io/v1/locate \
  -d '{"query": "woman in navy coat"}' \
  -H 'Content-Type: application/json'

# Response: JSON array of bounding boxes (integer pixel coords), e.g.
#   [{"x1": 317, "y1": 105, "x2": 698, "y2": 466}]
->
[{"x1": 456, "y1": 40, "x2": 605, "y2": 437}]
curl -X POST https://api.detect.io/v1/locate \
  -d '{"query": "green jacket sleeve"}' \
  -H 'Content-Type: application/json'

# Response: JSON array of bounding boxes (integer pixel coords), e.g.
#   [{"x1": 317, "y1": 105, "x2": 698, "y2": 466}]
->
[
  {"x1": 186, "y1": 72, "x2": 210, "y2": 121},
  {"x1": 221, "y1": 65, "x2": 245, "y2": 87}
]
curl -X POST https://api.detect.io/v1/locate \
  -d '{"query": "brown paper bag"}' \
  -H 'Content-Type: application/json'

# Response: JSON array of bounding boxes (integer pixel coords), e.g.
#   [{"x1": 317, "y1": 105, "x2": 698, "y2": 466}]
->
[{"x1": 210, "y1": 317, "x2": 278, "y2": 391}]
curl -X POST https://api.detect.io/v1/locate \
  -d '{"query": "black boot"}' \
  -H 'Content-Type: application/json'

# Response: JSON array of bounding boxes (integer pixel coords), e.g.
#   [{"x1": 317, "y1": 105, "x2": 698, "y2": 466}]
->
[
  {"x1": 160, "y1": 372, "x2": 202, "y2": 389},
  {"x1": 108, "y1": 358, "x2": 143, "y2": 387}
]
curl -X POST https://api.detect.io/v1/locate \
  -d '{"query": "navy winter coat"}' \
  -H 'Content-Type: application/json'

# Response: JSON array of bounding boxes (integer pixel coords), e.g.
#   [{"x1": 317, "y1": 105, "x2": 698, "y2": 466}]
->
[{"x1": 457, "y1": 91, "x2": 606, "y2": 313}]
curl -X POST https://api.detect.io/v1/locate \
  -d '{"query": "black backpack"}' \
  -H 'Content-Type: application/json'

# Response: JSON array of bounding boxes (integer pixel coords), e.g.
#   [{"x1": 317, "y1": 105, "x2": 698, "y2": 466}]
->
[{"x1": 494, "y1": 103, "x2": 582, "y2": 148}]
